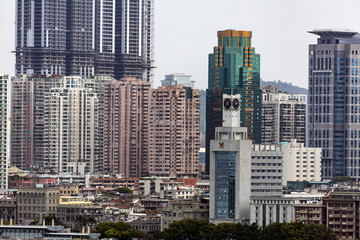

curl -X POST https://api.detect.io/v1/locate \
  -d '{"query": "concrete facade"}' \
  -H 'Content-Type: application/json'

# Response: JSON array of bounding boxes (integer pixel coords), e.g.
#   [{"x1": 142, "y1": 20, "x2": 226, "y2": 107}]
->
[
  {"x1": 281, "y1": 139, "x2": 322, "y2": 184},
  {"x1": 251, "y1": 144, "x2": 284, "y2": 197},
  {"x1": 0, "y1": 198, "x2": 17, "y2": 223},
  {"x1": 43, "y1": 77, "x2": 99, "y2": 174},
  {"x1": 148, "y1": 85, "x2": 200, "y2": 178},
  {"x1": 11, "y1": 75, "x2": 62, "y2": 170},
  {"x1": 209, "y1": 95, "x2": 252, "y2": 224},
  {"x1": 250, "y1": 193, "x2": 324, "y2": 228},
  {"x1": 15, "y1": 0, "x2": 154, "y2": 82},
  {"x1": 17, "y1": 187, "x2": 60, "y2": 225},
  {"x1": 161, "y1": 198, "x2": 209, "y2": 230}
]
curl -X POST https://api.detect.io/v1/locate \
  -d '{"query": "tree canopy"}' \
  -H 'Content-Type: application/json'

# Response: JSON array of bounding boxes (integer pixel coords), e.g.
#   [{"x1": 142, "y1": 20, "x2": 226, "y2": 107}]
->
[
  {"x1": 153, "y1": 219, "x2": 337, "y2": 240},
  {"x1": 95, "y1": 222, "x2": 148, "y2": 240}
]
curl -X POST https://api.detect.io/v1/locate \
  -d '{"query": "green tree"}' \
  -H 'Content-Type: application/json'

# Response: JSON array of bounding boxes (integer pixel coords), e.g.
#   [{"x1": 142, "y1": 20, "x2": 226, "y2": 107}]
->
[
  {"x1": 156, "y1": 219, "x2": 215, "y2": 240},
  {"x1": 74, "y1": 215, "x2": 97, "y2": 230},
  {"x1": 115, "y1": 187, "x2": 132, "y2": 194},
  {"x1": 95, "y1": 222, "x2": 148, "y2": 240},
  {"x1": 260, "y1": 222, "x2": 338, "y2": 240}
]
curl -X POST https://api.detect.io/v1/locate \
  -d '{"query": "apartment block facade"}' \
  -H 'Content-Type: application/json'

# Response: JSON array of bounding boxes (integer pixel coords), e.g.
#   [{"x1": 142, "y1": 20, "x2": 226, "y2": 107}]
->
[
  {"x1": 148, "y1": 85, "x2": 200, "y2": 178},
  {"x1": 102, "y1": 78, "x2": 150, "y2": 177},
  {"x1": 11, "y1": 75, "x2": 62, "y2": 170},
  {"x1": 43, "y1": 76, "x2": 99, "y2": 174},
  {"x1": 262, "y1": 89, "x2": 306, "y2": 144}
]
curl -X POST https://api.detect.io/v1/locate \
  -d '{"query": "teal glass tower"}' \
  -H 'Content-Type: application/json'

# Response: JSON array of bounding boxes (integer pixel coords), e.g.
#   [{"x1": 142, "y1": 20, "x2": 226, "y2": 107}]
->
[{"x1": 206, "y1": 30, "x2": 262, "y2": 174}]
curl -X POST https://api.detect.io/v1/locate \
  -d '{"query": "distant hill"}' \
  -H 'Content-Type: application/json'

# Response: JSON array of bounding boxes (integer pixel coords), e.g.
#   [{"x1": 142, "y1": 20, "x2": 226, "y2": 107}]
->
[{"x1": 260, "y1": 80, "x2": 308, "y2": 95}]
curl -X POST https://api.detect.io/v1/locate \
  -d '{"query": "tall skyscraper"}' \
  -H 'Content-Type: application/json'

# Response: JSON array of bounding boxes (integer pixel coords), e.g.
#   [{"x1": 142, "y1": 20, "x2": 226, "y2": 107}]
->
[
  {"x1": 308, "y1": 29, "x2": 360, "y2": 180},
  {"x1": 0, "y1": 74, "x2": 9, "y2": 190},
  {"x1": 15, "y1": 0, "x2": 93, "y2": 76},
  {"x1": 148, "y1": 85, "x2": 200, "y2": 178},
  {"x1": 114, "y1": 0, "x2": 155, "y2": 82},
  {"x1": 206, "y1": 30, "x2": 262, "y2": 174},
  {"x1": 43, "y1": 76, "x2": 99, "y2": 174},
  {"x1": 102, "y1": 77, "x2": 150, "y2": 177},
  {"x1": 15, "y1": 0, "x2": 154, "y2": 82}
]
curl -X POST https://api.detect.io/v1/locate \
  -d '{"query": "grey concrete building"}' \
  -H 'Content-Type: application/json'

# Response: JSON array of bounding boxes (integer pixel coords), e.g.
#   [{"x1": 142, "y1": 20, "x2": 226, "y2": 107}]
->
[
  {"x1": 161, "y1": 198, "x2": 209, "y2": 230},
  {"x1": 251, "y1": 144, "x2": 284, "y2": 197},
  {"x1": 308, "y1": 29, "x2": 360, "y2": 180},
  {"x1": 17, "y1": 187, "x2": 60, "y2": 225},
  {"x1": 56, "y1": 205, "x2": 104, "y2": 228},
  {"x1": 0, "y1": 198, "x2": 17, "y2": 223}
]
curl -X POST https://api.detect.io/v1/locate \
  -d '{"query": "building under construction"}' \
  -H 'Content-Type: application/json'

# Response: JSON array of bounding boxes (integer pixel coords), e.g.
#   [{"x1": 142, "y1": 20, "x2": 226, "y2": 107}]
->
[{"x1": 15, "y1": 0, "x2": 154, "y2": 83}]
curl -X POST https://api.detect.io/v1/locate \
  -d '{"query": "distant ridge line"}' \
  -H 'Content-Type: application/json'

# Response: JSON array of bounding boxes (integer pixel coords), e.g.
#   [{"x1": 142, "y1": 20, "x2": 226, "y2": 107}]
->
[{"x1": 260, "y1": 79, "x2": 308, "y2": 95}]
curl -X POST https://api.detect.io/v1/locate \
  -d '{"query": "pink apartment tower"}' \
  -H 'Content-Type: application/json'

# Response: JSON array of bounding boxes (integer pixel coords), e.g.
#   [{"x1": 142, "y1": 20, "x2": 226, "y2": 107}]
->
[
  {"x1": 148, "y1": 85, "x2": 200, "y2": 178},
  {"x1": 103, "y1": 77, "x2": 150, "y2": 177}
]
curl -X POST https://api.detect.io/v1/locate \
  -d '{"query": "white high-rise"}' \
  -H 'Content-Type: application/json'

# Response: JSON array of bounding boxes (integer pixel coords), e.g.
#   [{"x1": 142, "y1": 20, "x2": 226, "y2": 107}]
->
[{"x1": 44, "y1": 77, "x2": 99, "y2": 174}]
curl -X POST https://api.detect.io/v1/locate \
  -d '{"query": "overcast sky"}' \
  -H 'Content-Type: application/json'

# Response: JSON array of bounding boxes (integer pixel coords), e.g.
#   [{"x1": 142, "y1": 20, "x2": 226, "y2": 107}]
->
[{"x1": 1, "y1": 0, "x2": 360, "y2": 90}]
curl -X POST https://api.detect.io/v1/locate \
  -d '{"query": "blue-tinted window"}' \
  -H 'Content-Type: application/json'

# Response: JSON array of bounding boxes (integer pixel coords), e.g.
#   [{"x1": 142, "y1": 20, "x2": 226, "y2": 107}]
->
[{"x1": 215, "y1": 151, "x2": 236, "y2": 219}]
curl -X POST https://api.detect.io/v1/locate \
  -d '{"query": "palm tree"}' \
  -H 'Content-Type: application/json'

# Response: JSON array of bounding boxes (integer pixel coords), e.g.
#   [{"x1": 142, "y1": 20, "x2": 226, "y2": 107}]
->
[{"x1": 74, "y1": 215, "x2": 97, "y2": 230}]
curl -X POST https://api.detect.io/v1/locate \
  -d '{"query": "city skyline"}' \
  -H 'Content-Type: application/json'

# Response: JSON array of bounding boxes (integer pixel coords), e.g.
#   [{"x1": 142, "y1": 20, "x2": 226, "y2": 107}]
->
[{"x1": 2, "y1": 0, "x2": 360, "y2": 89}]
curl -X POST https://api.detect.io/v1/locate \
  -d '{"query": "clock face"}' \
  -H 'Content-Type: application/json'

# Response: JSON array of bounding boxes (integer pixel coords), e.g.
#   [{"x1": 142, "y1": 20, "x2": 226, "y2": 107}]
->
[
  {"x1": 224, "y1": 98, "x2": 232, "y2": 109},
  {"x1": 233, "y1": 98, "x2": 240, "y2": 110}
]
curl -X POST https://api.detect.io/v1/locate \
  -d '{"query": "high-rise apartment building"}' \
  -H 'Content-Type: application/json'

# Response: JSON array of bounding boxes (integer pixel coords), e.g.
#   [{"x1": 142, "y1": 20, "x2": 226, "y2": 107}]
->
[
  {"x1": 206, "y1": 30, "x2": 262, "y2": 174},
  {"x1": 11, "y1": 75, "x2": 62, "y2": 170},
  {"x1": 11, "y1": 75, "x2": 107, "y2": 173},
  {"x1": 148, "y1": 85, "x2": 200, "y2": 178},
  {"x1": 15, "y1": 0, "x2": 154, "y2": 82},
  {"x1": 308, "y1": 29, "x2": 360, "y2": 179},
  {"x1": 262, "y1": 88, "x2": 306, "y2": 144},
  {"x1": 0, "y1": 74, "x2": 9, "y2": 190},
  {"x1": 43, "y1": 77, "x2": 99, "y2": 174},
  {"x1": 102, "y1": 77, "x2": 150, "y2": 177}
]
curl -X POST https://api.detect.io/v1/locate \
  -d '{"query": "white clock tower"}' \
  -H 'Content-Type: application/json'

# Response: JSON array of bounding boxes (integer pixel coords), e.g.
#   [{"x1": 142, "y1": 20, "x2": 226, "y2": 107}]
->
[{"x1": 222, "y1": 94, "x2": 241, "y2": 127}]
